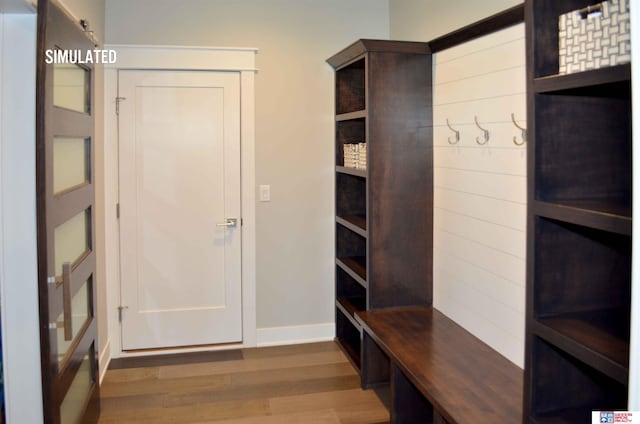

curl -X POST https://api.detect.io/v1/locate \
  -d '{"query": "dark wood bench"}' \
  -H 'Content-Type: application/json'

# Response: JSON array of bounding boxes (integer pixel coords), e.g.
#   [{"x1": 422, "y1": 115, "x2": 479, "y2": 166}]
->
[{"x1": 355, "y1": 307, "x2": 523, "y2": 424}]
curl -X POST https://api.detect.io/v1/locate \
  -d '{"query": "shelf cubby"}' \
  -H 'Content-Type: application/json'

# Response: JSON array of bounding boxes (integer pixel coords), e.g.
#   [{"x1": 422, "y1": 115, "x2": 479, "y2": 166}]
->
[
  {"x1": 529, "y1": 0, "x2": 614, "y2": 79},
  {"x1": 534, "y1": 310, "x2": 629, "y2": 383},
  {"x1": 529, "y1": 336, "x2": 627, "y2": 423},
  {"x1": 336, "y1": 307, "x2": 362, "y2": 370},
  {"x1": 534, "y1": 93, "x2": 631, "y2": 217},
  {"x1": 335, "y1": 57, "x2": 365, "y2": 115},
  {"x1": 337, "y1": 265, "x2": 367, "y2": 309},
  {"x1": 336, "y1": 172, "x2": 366, "y2": 221},
  {"x1": 534, "y1": 218, "x2": 631, "y2": 317},
  {"x1": 534, "y1": 217, "x2": 631, "y2": 377},
  {"x1": 336, "y1": 223, "x2": 366, "y2": 256},
  {"x1": 336, "y1": 117, "x2": 366, "y2": 167},
  {"x1": 336, "y1": 224, "x2": 367, "y2": 284}
]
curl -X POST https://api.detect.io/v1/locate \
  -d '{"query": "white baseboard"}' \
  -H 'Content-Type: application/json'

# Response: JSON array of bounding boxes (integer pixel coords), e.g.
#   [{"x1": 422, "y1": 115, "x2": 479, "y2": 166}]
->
[
  {"x1": 256, "y1": 322, "x2": 334, "y2": 347},
  {"x1": 99, "y1": 340, "x2": 111, "y2": 384}
]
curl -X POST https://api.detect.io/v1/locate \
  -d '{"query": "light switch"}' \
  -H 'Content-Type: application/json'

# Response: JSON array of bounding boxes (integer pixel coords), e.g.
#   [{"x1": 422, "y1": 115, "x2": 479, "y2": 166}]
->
[{"x1": 259, "y1": 184, "x2": 271, "y2": 202}]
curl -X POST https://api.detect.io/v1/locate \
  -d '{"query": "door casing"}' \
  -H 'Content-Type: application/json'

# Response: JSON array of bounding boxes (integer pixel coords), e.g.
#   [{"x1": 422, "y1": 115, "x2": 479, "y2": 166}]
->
[{"x1": 103, "y1": 45, "x2": 258, "y2": 360}]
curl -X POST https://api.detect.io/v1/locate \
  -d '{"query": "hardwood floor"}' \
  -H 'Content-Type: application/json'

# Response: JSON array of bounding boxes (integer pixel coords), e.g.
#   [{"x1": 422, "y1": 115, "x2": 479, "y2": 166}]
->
[{"x1": 98, "y1": 342, "x2": 389, "y2": 423}]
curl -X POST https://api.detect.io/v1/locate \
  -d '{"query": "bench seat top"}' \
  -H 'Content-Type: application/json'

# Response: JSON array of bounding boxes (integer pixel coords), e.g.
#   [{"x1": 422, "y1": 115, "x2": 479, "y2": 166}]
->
[{"x1": 356, "y1": 307, "x2": 523, "y2": 424}]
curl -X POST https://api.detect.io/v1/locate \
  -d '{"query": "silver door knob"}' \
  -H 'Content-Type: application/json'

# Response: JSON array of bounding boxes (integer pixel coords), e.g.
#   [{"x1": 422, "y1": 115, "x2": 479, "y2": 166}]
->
[{"x1": 216, "y1": 218, "x2": 238, "y2": 228}]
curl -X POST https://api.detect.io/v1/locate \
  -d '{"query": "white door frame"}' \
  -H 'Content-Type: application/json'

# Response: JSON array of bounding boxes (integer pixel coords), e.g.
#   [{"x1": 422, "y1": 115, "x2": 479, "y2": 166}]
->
[{"x1": 103, "y1": 44, "x2": 257, "y2": 360}]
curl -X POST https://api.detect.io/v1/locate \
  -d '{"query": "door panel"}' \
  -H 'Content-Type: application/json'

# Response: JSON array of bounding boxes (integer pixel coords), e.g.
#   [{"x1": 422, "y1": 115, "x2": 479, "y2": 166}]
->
[
  {"x1": 36, "y1": 1, "x2": 99, "y2": 422},
  {"x1": 119, "y1": 70, "x2": 242, "y2": 350}
]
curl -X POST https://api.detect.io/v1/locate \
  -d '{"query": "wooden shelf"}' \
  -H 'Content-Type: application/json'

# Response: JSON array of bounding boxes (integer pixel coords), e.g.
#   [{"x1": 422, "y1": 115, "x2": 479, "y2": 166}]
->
[
  {"x1": 336, "y1": 297, "x2": 365, "y2": 328},
  {"x1": 336, "y1": 215, "x2": 367, "y2": 237},
  {"x1": 336, "y1": 110, "x2": 367, "y2": 121},
  {"x1": 336, "y1": 166, "x2": 367, "y2": 178},
  {"x1": 533, "y1": 201, "x2": 631, "y2": 236},
  {"x1": 336, "y1": 257, "x2": 367, "y2": 286},
  {"x1": 534, "y1": 64, "x2": 631, "y2": 95},
  {"x1": 533, "y1": 310, "x2": 629, "y2": 384},
  {"x1": 528, "y1": 335, "x2": 628, "y2": 420}
]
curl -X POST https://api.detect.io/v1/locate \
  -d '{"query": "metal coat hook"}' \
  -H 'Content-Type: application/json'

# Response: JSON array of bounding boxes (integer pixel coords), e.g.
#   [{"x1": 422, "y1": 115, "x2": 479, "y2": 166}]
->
[
  {"x1": 446, "y1": 118, "x2": 460, "y2": 145},
  {"x1": 511, "y1": 113, "x2": 527, "y2": 146},
  {"x1": 474, "y1": 116, "x2": 490, "y2": 145}
]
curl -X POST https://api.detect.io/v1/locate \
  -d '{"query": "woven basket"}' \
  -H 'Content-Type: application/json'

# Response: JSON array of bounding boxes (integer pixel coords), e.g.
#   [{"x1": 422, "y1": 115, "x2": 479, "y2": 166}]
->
[{"x1": 558, "y1": 0, "x2": 631, "y2": 74}]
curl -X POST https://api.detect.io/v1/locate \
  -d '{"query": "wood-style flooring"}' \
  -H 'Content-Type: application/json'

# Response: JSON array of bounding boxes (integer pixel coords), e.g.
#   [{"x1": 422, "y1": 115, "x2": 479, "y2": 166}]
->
[{"x1": 98, "y1": 341, "x2": 389, "y2": 423}]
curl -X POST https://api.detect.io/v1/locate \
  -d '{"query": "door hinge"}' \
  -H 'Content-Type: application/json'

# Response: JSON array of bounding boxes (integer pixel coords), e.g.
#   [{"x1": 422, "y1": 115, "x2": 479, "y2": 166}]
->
[
  {"x1": 116, "y1": 203, "x2": 120, "y2": 219},
  {"x1": 118, "y1": 305, "x2": 128, "y2": 323},
  {"x1": 115, "y1": 96, "x2": 126, "y2": 115}
]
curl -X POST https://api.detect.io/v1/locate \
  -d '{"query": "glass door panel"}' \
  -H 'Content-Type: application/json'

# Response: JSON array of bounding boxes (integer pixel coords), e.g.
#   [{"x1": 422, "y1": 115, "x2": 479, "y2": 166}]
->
[
  {"x1": 55, "y1": 276, "x2": 92, "y2": 370},
  {"x1": 60, "y1": 351, "x2": 93, "y2": 424},
  {"x1": 53, "y1": 137, "x2": 90, "y2": 194},
  {"x1": 54, "y1": 208, "x2": 90, "y2": 277},
  {"x1": 53, "y1": 62, "x2": 89, "y2": 113}
]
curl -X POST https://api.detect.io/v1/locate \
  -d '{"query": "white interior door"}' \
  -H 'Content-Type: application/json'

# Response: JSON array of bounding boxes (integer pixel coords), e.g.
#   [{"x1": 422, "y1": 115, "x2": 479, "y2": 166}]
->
[{"x1": 118, "y1": 70, "x2": 242, "y2": 350}]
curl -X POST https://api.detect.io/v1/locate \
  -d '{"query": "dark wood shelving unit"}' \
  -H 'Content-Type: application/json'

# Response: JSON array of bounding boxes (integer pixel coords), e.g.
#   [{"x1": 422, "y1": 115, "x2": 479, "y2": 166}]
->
[
  {"x1": 524, "y1": 1, "x2": 632, "y2": 421},
  {"x1": 328, "y1": 39, "x2": 433, "y2": 372}
]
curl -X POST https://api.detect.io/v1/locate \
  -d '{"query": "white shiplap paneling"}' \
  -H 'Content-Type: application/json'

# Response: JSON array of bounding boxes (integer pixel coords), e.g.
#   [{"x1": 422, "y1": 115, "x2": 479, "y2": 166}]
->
[{"x1": 433, "y1": 23, "x2": 526, "y2": 367}]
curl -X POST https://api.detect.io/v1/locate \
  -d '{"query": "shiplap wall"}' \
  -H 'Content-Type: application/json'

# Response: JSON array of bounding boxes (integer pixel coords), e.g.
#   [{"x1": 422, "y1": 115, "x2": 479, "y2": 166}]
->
[{"x1": 433, "y1": 23, "x2": 526, "y2": 367}]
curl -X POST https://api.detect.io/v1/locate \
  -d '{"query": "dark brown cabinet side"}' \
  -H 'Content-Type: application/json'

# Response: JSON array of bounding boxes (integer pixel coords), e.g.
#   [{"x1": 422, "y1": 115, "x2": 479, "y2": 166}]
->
[
  {"x1": 327, "y1": 40, "x2": 433, "y2": 371},
  {"x1": 524, "y1": 1, "x2": 632, "y2": 422}
]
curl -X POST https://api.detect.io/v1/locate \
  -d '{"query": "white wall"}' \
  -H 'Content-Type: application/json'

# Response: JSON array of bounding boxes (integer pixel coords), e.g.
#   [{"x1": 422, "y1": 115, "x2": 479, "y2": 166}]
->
[
  {"x1": 104, "y1": 0, "x2": 390, "y2": 336},
  {"x1": 390, "y1": 0, "x2": 521, "y2": 41},
  {"x1": 0, "y1": 8, "x2": 43, "y2": 423},
  {"x1": 432, "y1": 24, "x2": 526, "y2": 367}
]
